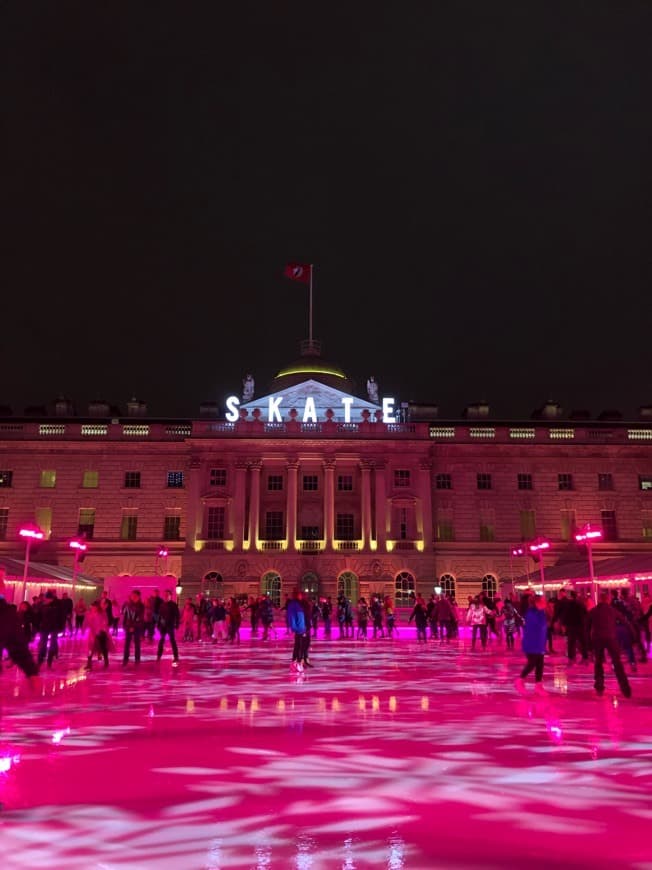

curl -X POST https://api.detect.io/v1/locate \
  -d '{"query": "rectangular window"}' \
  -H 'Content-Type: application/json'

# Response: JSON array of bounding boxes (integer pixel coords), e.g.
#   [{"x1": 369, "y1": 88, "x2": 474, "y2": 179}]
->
[
  {"x1": 207, "y1": 506, "x2": 225, "y2": 539},
  {"x1": 394, "y1": 469, "x2": 410, "y2": 487},
  {"x1": 120, "y1": 512, "x2": 138, "y2": 541},
  {"x1": 35, "y1": 507, "x2": 52, "y2": 539},
  {"x1": 163, "y1": 514, "x2": 181, "y2": 540},
  {"x1": 210, "y1": 468, "x2": 227, "y2": 487},
  {"x1": 479, "y1": 522, "x2": 495, "y2": 542},
  {"x1": 399, "y1": 507, "x2": 408, "y2": 540},
  {"x1": 560, "y1": 509, "x2": 576, "y2": 542},
  {"x1": 517, "y1": 473, "x2": 533, "y2": 491},
  {"x1": 336, "y1": 513, "x2": 355, "y2": 540},
  {"x1": 558, "y1": 473, "x2": 573, "y2": 491},
  {"x1": 598, "y1": 473, "x2": 613, "y2": 491},
  {"x1": 82, "y1": 470, "x2": 99, "y2": 488},
  {"x1": 124, "y1": 471, "x2": 141, "y2": 489},
  {"x1": 477, "y1": 473, "x2": 492, "y2": 490},
  {"x1": 300, "y1": 525, "x2": 320, "y2": 540},
  {"x1": 642, "y1": 512, "x2": 652, "y2": 540},
  {"x1": 0, "y1": 471, "x2": 13, "y2": 488},
  {"x1": 267, "y1": 475, "x2": 283, "y2": 491},
  {"x1": 303, "y1": 475, "x2": 319, "y2": 492},
  {"x1": 520, "y1": 509, "x2": 536, "y2": 540},
  {"x1": 78, "y1": 508, "x2": 96, "y2": 539},
  {"x1": 40, "y1": 470, "x2": 56, "y2": 488},
  {"x1": 167, "y1": 471, "x2": 184, "y2": 488},
  {"x1": 601, "y1": 509, "x2": 618, "y2": 541},
  {"x1": 264, "y1": 511, "x2": 284, "y2": 540},
  {"x1": 337, "y1": 474, "x2": 353, "y2": 491},
  {"x1": 0, "y1": 508, "x2": 8, "y2": 540},
  {"x1": 435, "y1": 473, "x2": 452, "y2": 490},
  {"x1": 639, "y1": 476, "x2": 652, "y2": 491},
  {"x1": 436, "y1": 521, "x2": 455, "y2": 542}
]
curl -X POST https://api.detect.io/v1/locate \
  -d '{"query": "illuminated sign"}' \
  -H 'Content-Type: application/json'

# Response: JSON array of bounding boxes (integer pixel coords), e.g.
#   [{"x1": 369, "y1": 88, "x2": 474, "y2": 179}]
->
[{"x1": 224, "y1": 395, "x2": 396, "y2": 424}]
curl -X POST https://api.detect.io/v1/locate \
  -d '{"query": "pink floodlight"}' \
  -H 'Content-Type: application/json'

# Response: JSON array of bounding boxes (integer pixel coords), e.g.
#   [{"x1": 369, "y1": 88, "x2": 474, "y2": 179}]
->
[
  {"x1": 69, "y1": 539, "x2": 87, "y2": 552},
  {"x1": 19, "y1": 525, "x2": 44, "y2": 541},
  {"x1": 511, "y1": 546, "x2": 526, "y2": 557},
  {"x1": 529, "y1": 540, "x2": 550, "y2": 554},
  {"x1": 575, "y1": 528, "x2": 603, "y2": 544},
  {"x1": 158, "y1": 547, "x2": 169, "y2": 558}
]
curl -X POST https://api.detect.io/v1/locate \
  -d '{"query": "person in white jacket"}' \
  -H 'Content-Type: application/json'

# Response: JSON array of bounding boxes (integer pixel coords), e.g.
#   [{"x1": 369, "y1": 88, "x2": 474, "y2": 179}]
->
[{"x1": 466, "y1": 596, "x2": 491, "y2": 650}]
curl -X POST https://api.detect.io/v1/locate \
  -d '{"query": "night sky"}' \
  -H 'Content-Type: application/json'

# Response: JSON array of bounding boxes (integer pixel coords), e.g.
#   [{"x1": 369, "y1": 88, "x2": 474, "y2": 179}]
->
[{"x1": 2, "y1": 3, "x2": 651, "y2": 420}]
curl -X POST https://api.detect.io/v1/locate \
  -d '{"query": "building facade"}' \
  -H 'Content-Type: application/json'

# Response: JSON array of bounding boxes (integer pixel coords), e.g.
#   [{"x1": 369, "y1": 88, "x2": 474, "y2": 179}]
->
[{"x1": 2, "y1": 347, "x2": 652, "y2": 606}]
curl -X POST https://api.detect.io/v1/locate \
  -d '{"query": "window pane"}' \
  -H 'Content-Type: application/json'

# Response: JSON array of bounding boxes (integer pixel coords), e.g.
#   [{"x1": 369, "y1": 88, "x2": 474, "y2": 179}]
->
[
  {"x1": 520, "y1": 509, "x2": 536, "y2": 539},
  {"x1": 207, "y1": 506, "x2": 225, "y2": 539},
  {"x1": 0, "y1": 471, "x2": 13, "y2": 488},
  {"x1": 82, "y1": 471, "x2": 99, "y2": 488},
  {"x1": 124, "y1": 471, "x2": 141, "y2": 489},
  {"x1": 163, "y1": 515, "x2": 181, "y2": 540},
  {"x1": 40, "y1": 470, "x2": 56, "y2": 488},
  {"x1": 394, "y1": 470, "x2": 410, "y2": 487},
  {"x1": 264, "y1": 511, "x2": 284, "y2": 539},
  {"x1": 336, "y1": 513, "x2": 355, "y2": 540},
  {"x1": 120, "y1": 514, "x2": 138, "y2": 541},
  {"x1": 0, "y1": 508, "x2": 8, "y2": 540},
  {"x1": 337, "y1": 475, "x2": 353, "y2": 491},
  {"x1": 601, "y1": 510, "x2": 618, "y2": 541},
  {"x1": 167, "y1": 471, "x2": 184, "y2": 488},
  {"x1": 35, "y1": 507, "x2": 52, "y2": 539},
  {"x1": 210, "y1": 468, "x2": 227, "y2": 487}
]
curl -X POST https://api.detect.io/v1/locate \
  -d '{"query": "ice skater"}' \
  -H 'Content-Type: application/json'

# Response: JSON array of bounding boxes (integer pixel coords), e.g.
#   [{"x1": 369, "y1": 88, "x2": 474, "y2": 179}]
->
[{"x1": 514, "y1": 594, "x2": 548, "y2": 696}]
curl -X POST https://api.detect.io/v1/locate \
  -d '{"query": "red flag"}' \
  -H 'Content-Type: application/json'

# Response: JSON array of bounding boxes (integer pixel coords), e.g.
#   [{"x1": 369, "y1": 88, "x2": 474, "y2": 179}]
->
[{"x1": 283, "y1": 263, "x2": 312, "y2": 284}]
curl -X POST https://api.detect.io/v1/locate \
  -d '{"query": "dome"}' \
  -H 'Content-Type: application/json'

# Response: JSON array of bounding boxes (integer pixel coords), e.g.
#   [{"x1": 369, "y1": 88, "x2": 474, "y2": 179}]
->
[{"x1": 271, "y1": 340, "x2": 354, "y2": 392}]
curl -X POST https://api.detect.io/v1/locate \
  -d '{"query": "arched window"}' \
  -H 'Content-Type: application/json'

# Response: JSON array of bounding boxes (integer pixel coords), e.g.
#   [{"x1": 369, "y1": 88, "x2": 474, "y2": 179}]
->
[
  {"x1": 481, "y1": 574, "x2": 497, "y2": 600},
  {"x1": 203, "y1": 571, "x2": 223, "y2": 594},
  {"x1": 301, "y1": 571, "x2": 319, "y2": 598},
  {"x1": 440, "y1": 573, "x2": 456, "y2": 599},
  {"x1": 395, "y1": 571, "x2": 415, "y2": 605},
  {"x1": 337, "y1": 571, "x2": 358, "y2": 602},
  {"x1": 261, "y1": 571, "x2": 281, "y2": 607}
]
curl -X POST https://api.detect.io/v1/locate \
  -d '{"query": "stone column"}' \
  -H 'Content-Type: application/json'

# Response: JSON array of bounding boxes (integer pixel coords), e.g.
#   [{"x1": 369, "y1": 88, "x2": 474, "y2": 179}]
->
[
  {"x1": 233, "y1": 460, "x2": 247, "y2": 550},
  {"x1": 418, "y1": 459, "x2": 433, "y2": 552},
  {"x1": 248, "y1": 459, "x2": 262, "y2": 549},
  {"x1": 361, "y1": 460, "x2": 373, "y2": 548},
  {"x1": 323, "y1": 457, "x2": 335, "y2": 549},
  {"x1": 287, "y1": 457, "x2": 299, "y2": 550},
  {"x1": 185, "y1": 454, "x2": 202, "y2": 550},
  {"x1": 374, "y1": 461, "x2": 387, "y2": 551}
]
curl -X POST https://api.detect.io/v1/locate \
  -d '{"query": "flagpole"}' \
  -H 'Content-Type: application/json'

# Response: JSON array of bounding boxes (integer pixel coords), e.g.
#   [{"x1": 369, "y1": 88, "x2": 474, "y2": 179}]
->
[{"x1": 309, "y1": 264, "x2": 314, "y2": 343}]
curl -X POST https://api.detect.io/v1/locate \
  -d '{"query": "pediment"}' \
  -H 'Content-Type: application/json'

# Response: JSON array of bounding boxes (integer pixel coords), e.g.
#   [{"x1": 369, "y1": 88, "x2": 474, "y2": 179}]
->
[{"x1": 241, "y1": 378, "x2": 380, "y2": 422}]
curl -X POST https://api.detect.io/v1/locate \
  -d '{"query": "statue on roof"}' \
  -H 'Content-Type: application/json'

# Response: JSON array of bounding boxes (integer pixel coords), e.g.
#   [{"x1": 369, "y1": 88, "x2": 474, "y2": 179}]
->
[
  {"x1": 242, "y1": 374, "x2": 254, "y2": 402},
  {"x1": 366, "y1": 375, "x2": 379, "y2": 404}
]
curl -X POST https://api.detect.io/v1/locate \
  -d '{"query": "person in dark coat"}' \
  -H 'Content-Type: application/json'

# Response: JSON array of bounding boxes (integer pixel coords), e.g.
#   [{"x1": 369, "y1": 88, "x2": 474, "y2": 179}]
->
[
  {"x1": 587, "y1": 591, "x2": 632, "y2": 698},
  {"x1": 0, "y1": 570, "x2": 41, "y2": 692},
  {"x1": 122, "y1": 589, "x2": 145, "y2": 665},
  {"x1": 38, "y1": 590, "x2": 63, "y2": 668},
  {"x1": 156, "y1": 589, "x2": 180, "y2": 666}
]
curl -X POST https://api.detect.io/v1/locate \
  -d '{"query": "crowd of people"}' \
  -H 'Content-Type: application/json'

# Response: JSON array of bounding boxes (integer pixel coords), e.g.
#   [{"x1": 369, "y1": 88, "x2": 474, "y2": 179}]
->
[{"x1": 1, "y1": 565, "x2": 650, "y2": 700}]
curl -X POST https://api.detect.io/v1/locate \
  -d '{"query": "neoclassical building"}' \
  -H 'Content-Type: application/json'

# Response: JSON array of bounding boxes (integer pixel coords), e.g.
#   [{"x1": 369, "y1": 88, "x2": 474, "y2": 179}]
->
[{"x1": 1, "y1": 341, "x2": 652, "y2": 606}]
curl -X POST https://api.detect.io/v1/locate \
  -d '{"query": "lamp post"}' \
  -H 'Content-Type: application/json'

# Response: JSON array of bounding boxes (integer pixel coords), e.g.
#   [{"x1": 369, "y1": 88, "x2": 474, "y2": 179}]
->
[
  {"x1": 529, "y1": 539, "x2": 550, "y2": 596},
  {"x1": 575, "y1": 524, "x2": 603, "y2": 604},
  {"x1": 155, "y1": 546, "x2": 169, "y2": 575},
  {"x1": 510, "y1": 545, "x2": 527, "y2": 595},
  {"x1": 18, "y1": 523, "x2": 44, "y2": 602},
  {"x1": 69, "y1": 537, "x2": 88, "y2": 600}
]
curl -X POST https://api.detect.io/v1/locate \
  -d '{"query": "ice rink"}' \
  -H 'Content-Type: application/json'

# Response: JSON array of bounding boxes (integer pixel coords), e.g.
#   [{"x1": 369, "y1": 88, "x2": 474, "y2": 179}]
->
[{"x1": 1, "y1": 625, "x2": 650, "y2": 869}]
